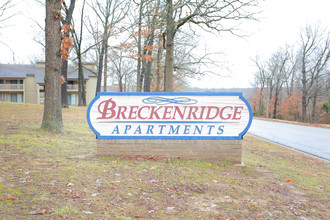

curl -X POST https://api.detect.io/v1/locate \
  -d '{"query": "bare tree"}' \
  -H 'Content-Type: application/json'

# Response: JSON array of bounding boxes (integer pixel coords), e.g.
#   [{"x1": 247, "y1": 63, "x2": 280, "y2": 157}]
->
[
  {"x1": 0, "y1": 0, "x2": 15, "y2": 56},
  {"x1": 70, "y1": 0, "x2": 101, "y2": 105},
  {"x1": 163, "y1": 0, "x2": 259, "y2": 92},
  {"x1": 29, "y1": 0, "x2": 74, "y2": 108},
  {"x1": 109, "y1": 47, "x2": 135, "y2": 92},
  {"x1": 252, "y1": 56, "x2": 268, "y2": 116},
  {"x1": 132, "y1": 0, "x2": 147, "y2": 92},
  {"x1": 142, "y1": 0, "x2": 161, "y2": 92},
  {"x1": 129, "y1": 0, "x2": 161, "y2": 92},
  {"x1": 154, "y1": 31, "x2": 164, "y2": 92},
  {"x1": 267, "y1": 47, "x2": 293, "y2": 119},
  {"x1": 0, "y1": 0, "x2": 14, "y2": 29},
  {"x1": 164, "y1": 0, "x2": 174, "y2": 91},
  {"x1": 285, "y1": 48, "x2": 298, "y2": 97},
  {"x1": 127, "y1": 0, "x2": 228, "y2": 92},
  {"x1": 298, "y1": 24, "x2": 330, "y2": 122},
  {"x1": 88, "y1": 0, "x2": 130, "y2": 96},
  {"x1": 252, "y1": 45, "x2": 297, "y2": 118},
  {"x1": 41, "y1": 0, "x2": 63, "y2": 132},
  {"x1": 71, "y1": 0, "x2": 87, "y2": 106},
  {"x1": 311, "y1": 73, "x2": 329, "y2": 121},
  {"x1": 60, "y1": 0, "x2": 76, "y2": 108}
]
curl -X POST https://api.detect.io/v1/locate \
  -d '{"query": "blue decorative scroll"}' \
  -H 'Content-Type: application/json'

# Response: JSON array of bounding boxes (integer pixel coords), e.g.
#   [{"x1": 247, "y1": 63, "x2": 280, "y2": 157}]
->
[{"x1": 142, "y1": 96, "x2": 198, "y2": 105}]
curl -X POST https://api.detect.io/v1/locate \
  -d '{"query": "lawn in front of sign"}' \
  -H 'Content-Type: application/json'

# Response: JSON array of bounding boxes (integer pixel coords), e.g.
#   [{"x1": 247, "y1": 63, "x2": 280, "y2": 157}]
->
[{"x1": 0, "y1": 102, "x2": 329, "y2": 219}]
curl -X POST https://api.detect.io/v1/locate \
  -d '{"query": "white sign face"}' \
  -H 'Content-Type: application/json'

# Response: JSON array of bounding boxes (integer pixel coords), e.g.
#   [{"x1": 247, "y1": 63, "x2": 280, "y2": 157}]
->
[{"x1": 87, "y1": 92, "x2": 252, "y2": 140}]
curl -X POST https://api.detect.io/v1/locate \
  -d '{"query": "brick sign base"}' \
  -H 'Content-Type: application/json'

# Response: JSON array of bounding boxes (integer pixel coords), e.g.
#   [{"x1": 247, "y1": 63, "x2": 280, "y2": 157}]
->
[{"x1": 97, "y1": 139, "x2": 242, "y2": 164}]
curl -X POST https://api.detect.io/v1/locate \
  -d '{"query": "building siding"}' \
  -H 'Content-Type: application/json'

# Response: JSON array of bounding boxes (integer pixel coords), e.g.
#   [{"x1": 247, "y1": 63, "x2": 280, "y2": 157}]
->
[{"x1": 24, "y1": 75, "x2": 39, "y2": 104}]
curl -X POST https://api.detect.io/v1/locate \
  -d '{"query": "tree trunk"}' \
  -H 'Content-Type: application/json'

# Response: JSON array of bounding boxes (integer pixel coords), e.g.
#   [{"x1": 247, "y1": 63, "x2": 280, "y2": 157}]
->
[
  {"x1": 124, "y1": 74, "x2": 127, "y2": 92},
  {"x1": 61, "y1": 59, "x2": 69, "y2": 108},
  {"x1": 302, "y1": 95, "x2": 307, "y2": 122},
  {"x1": 273, "y1": 89, "x2": 279, "y2": 119},
  {"x1": 164, "y1": 0, "x2": 174, "y2": 92},
  {"x1": 104, "y1": 43, "x2": 108, "y2": 92},
  {"x1": 311, "y1": 94, "x2": 317, "y2": 122},
  {"x1": 301, "y1": 60, "x2": 307, "y2": 122},
  {"x1": 139, "y1": 37, "x2": 149, "y2": 92},
  {"x1": 78, "y1": 56, "x2": 86, "y2": 106},
  {"x1": 96, "y1": 41, "x2": 105, "y2": 96},
  {"x1": 143, "y1": 0, "x2": 160, "y2": 92},
  {"x1": 136, "y1": 2, "x2": 143, "y2": 92},
  {"x1": 41, "y1": 0, "x2": 64, "y2": 132},
  {"x1": 258, "y1": 88, "x2": 264, "y2": 116},
  {"x1": 144, "y1": 60, "x2": 152, "y2": 92},
  {"x1": 155, "y1": 44, "x2": 163, "y2": 92},
  {"x1": 267, "y1": 84, "x2": 274, "y2": 118},
  {"x1": 265, "y1": 80, "x2": 269, "y2": 118},
  {"x1": 140, "y1": 59, "x2": 146, "y2": 91},
  {"x1": 78, "y1": 54, "x2": 82, "y2": 106},
  {"x1": 95, "y1": 16, "x2": 109, "y2": 96},
  {"x1": 144, "y1": 35, "x2": 155, "y2": 92},
  {"x1": 119, "y1": 76, "x2": 123, "y2": 92}
]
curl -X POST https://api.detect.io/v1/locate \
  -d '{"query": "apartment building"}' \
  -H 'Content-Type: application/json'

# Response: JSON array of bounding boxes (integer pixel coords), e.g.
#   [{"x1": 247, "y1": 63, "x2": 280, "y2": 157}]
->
[{"x1": 0, "y1": 61, "x2": 97, "y2": 105}]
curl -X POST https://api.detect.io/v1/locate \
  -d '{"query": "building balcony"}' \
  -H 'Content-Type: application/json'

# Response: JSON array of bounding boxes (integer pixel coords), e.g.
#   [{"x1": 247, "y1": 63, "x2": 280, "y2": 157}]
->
[
  {"x1": 67, "y1": 84, "x2": 79, "y2": 91},
  {"x1": 0, "y1": 84, "x2": 23, "y2": 91}
]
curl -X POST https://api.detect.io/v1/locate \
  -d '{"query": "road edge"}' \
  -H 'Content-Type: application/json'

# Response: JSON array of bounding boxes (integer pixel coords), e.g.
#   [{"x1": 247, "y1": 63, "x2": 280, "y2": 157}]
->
[{"x1": 246, "y1": 134, "x2": 330, "y2": 163}]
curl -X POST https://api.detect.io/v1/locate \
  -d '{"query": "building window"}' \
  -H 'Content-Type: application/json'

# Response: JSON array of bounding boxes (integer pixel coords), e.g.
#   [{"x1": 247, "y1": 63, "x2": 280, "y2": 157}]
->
[
  {"x1": 17, "y1": 94, "x2": 23, "y2": 103},
  {"x1": 40, "y1": 92, "x2": 45, "y2": 104},
  {"x1": 9, "y1": 80, "x2": 22, "y2": 84},
  {"x1": 10, "y1": 94, "x2": 23, "y2": 103},
  {"x1": 0, "y1": 80, "x2": 4, "y2": 84},
  {"x1": 67, "y1": 94, "x2": 76, "y2": 105},
  {"x1": 1, "y1": 93, "x2": 7, "y2": 101},
  {"x1": 11, "y1": 94, "x2": 17, "y2": 102}
]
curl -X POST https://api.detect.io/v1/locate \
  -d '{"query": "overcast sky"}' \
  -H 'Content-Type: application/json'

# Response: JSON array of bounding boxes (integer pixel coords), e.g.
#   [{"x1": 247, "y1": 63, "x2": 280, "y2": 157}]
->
[
  {"x1": 190, "y1": 0, "x2": 330, "y2": 88},
  {"x1": 0, "y1": 0, "x2": 329, "y2": 89}
]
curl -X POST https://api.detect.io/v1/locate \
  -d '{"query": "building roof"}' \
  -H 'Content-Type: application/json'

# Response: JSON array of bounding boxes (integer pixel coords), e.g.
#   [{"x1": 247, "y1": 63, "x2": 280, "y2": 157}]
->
[{"x1": 0, "y1": 63, "x2": 96, "y2": 84}]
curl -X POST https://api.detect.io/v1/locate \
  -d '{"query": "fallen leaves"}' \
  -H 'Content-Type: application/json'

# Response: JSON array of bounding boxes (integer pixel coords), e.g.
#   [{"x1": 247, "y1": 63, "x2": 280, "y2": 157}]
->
[
  {"x1": 284, "y1": 177, "x2": 294, "y2": 183},
  {"x1": 117, "y1": 206, "x2": 125, "y2": 211},
  {"x1": 29, "y1": 208, "x2": 54, "y2": 215},
  {"x1": 65, "y1": 182, "x2": 74, "y2": 187},
  {"x1": 108, "y1": 184, "x2": 116, "y2": 190},
  {"x1": 6, "y1": 194, "x2": 17, "y2": 200},
  {"x1": 71, "y1": 191, "x2": 85, "y2": 199}
]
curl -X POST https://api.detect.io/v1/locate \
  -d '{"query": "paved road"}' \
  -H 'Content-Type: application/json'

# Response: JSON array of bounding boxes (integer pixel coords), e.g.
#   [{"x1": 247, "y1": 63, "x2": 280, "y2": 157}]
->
[{"x1": 248, "y1": 119, "x2": 330, "y2": 161}]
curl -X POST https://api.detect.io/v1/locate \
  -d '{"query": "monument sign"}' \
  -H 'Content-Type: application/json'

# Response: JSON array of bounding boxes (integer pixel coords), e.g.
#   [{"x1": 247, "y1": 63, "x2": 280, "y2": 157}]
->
[{"x1": 87, "y1": 92, "x2": 252, "y2": 163}]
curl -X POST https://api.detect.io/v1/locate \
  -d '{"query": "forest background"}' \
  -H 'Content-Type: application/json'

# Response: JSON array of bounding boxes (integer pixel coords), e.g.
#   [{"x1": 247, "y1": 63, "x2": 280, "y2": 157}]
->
[{"x1": 0, "y1": 0, "x2": 329, "y2": 127}]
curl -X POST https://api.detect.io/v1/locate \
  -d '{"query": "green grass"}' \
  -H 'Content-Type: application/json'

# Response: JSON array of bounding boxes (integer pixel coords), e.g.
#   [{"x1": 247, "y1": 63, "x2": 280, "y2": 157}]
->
[{"x1": 0, "y1": 101, "x2": 329, "y2": 219}]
